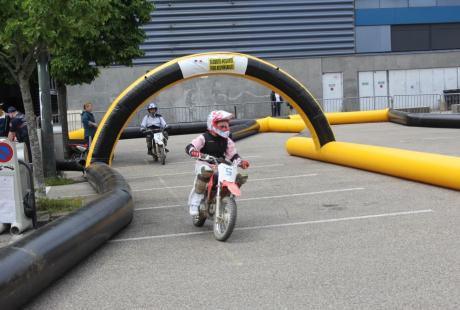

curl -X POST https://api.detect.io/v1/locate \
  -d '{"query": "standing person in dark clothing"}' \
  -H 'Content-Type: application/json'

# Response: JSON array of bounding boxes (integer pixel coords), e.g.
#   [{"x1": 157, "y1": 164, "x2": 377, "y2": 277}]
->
[
  {"x1": 270, "y1": 90, "x2": 283, "y2": 117},
  {"x1": 7, "y1": 106, "x2": 28, "y2": 142},
  {"x1": 81, "y1": 102, "x2": 98, "y2": 145},
  {"x1": 7, "y1": 106, "x2": 31, "y2": 161}
]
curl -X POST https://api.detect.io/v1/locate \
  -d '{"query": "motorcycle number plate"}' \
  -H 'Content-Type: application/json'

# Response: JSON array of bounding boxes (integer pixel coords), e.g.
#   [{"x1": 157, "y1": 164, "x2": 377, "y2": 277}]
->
[
  {"x1": 154, "y1": 133, "x2": 163, "y2": 143},
  {"x1": 218, "y1": 163, "x2": 236, "y2": 182}
]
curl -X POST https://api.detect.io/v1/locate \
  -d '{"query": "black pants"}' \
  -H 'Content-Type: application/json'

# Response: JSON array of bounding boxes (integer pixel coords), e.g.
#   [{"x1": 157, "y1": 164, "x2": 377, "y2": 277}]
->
[
  {"x1": 84, "y1": 135, "x2": 94, "y2": 146},
  {"x1": 271, "y1": 102, "x2": 281, "y2": 116}
]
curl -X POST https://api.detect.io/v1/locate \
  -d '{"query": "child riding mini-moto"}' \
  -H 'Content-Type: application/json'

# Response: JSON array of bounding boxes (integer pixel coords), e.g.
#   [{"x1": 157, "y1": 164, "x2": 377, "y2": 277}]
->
[{"x1": 185, "y1": 110, "x2": 250, "y2": 216}]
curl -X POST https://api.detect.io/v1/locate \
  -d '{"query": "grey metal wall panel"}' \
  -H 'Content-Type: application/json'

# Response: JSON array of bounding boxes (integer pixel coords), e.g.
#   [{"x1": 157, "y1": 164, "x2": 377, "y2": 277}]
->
[
  {"x1": 355, "y1": 0, "x2": 380, "y2": 8},
  {"x1": 356, "y1": 25, "x2": 391, "y2": 53},
  {"x1": 357, "y1": 0, "x2": 460, "y2": 8},
  {"x1": 134, "y1": 0, "x2": 354, "y2": 65},
  {"x1": 437, "y1": 0, "x2": 460, "y2": 5},
  {"x1": 380, "y1": 0, "x2": 408, "y2": 8},
  {"x1": 409, "y1": 0, "x2": 437, "y2": 6}
]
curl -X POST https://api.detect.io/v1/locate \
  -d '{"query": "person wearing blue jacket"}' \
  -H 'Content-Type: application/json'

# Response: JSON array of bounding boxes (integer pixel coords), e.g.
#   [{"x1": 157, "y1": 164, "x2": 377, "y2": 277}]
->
[{"x1": 81, "y1": 102, "x2": 98, "y2": 145}]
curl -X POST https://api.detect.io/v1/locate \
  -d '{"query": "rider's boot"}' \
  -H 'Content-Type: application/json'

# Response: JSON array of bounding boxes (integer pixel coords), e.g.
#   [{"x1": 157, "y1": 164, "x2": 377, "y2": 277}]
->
[
  {"x1": 147, "y1": 140, "x2": 153, "y2": 155},
  {"x1": 188, "y1": 191, "x2": 203, "y2": 216},
  {"x1": 188, "y1": 169, "x2": 212, "y2": 216}
]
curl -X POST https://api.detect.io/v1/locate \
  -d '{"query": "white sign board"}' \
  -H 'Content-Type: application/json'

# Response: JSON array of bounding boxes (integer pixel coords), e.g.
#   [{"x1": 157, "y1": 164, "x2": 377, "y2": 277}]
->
[{"x1": 0, "y1": 175, "x2": 16, "y2": 223}]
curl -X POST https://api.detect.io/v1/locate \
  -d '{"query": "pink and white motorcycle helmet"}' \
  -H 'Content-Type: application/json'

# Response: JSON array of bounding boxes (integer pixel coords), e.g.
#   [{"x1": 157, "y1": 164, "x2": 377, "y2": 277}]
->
[{"x1": 207, "y1": 110, "x2": 233, "y2": 139}]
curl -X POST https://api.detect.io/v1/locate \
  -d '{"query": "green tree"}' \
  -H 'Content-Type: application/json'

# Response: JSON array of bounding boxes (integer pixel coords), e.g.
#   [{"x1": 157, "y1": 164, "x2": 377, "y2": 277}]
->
[
  {"x1": 49, "y1": 0, "x2": 153, "y2": 158},
  {"x1": 0, "y1": 0, "x2": 153, "y2": 191}
]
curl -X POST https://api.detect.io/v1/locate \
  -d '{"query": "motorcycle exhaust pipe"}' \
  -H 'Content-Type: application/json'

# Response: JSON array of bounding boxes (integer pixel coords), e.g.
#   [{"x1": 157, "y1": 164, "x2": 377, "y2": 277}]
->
[{"x1": 10, "y1": 221, "x2": 31, "y2": 235}]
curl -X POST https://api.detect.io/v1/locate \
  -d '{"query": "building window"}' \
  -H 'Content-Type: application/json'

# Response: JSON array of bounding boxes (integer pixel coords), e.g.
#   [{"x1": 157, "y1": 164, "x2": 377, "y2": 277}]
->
[
  {"x1": 391, "y1": 23, "x2": 460, "y2": 51},
  {"x1": 431, "y1": 23, "x2": 460, "y2": 49}
]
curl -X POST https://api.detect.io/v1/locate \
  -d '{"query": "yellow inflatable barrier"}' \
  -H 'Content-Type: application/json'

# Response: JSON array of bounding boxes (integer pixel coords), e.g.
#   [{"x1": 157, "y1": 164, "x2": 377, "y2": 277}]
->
[
  {"x1": 286, "y1": 136, "x2": 460, "y2": 191},
  {"x1": 256, "y1": 109, "x2": 389, "y2": 133},
  {"x1": 289, "y1": 109, "x2": 389, "y2": 125},
  {"x1": 256, "y1": 117, "x2": 306, "y2": 133},
  {"x1": 69, "y1": 128, "x2": 84, "y2": 140}
]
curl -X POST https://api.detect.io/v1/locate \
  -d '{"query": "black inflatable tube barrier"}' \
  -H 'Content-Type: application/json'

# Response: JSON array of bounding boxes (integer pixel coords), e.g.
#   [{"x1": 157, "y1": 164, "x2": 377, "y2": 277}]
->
[
  {"x1": 56, "y1": 159, "x2": 85, "y2": 172},
  {"x1": 389, "y1": 109, "x2": 460, "y2": 128},
  {"x1": 0, "y1": 163, "x2": 133, "y2": 310},
  {"x1": 119, "y1": 119, "x2": 257, "y2": 140},
  {"x1": 229, "y1": 120, "x2": 261, "y2": 141},
  {"x1": 67, "y1": 120, "x2": 260, "y2": 145}
]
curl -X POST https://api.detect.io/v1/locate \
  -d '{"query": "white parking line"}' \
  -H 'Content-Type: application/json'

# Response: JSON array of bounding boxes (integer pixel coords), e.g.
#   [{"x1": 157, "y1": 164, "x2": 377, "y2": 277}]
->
[
  {"x1": 164, "y1": 155, "x2": 262, "y2": 165},
  {"x1": 124, "y1": 163, "x2": 284, "y2": 180},
  {"x1": 133, "y1": 185, "x2": 191, "y2": 192},
  {"x1": 117, "y1": 155, "x2": 263, "y2": 168},
  {"x1": 110, "y1": 209, "x2": 434, "y2": 242},
  {"x1": 134, "y1": 187, "x2": 363, "y2": 211},
  {"x1": 239, "y1": 187, "x2": 364, "y2": 202},
  {"x1": 247, "y1": 173, "x2": 318, "y2": 182},
  {"x1": 132, "y1": 173, "x2": 318, "y2": 193}
]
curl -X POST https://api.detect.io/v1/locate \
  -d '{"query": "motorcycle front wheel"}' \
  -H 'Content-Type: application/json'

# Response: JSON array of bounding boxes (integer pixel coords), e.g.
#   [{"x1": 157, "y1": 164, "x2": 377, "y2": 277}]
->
[
  {"x1": 213, "y1": 197, "x2": 237, "y2": 242},
  {"x1": 159, "y1": 145, "x2": 166, "y2": 165}
]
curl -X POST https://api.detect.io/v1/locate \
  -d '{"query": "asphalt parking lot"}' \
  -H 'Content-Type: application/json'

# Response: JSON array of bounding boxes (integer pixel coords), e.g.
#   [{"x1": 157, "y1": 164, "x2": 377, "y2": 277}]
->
[{"x1": 28, "y1": 122, "x2": 460, "y2": 309}]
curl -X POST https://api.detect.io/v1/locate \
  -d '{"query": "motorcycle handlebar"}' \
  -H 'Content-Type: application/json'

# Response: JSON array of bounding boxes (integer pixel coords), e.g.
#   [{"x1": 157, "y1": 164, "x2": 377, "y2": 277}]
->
[
  {"x1": 192, "y1": 154, "x2": 233, "y2": 166},
  {"x1": 143, "y1": 128, "x2": 164, "y2": 133}
]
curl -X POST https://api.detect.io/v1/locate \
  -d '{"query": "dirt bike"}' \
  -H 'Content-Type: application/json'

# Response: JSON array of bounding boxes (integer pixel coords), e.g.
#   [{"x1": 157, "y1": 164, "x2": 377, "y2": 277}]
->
[
  {"x1": 68, "y1": 143, "x2": 88, "y2": 166},
  {"x1": 145, "y1": 127, "x2": 167, "y2": 165},
  {"x1": 192, "y1": 154, "x2": 247, "y2": 242}
]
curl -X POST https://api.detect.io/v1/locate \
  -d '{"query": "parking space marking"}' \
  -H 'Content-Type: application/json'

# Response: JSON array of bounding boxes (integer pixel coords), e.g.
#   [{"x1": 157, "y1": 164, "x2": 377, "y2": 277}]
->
[
  {"x1": 164, "y1": 155, "x2": 262, "y2": 165},
  {"x1": 239, "y1": 187, "x2": 364, "y2": 202},
  {"x1": 124, "y1": 163, "x2": 284, "y2": 180},
  {"x1": 134, "y1": 187, "x2": 363, "y2": 211},
  {"x1": 117, "y1": 155, "x2": 262, "y2": 168},
  {"x1": 133, "y1": 185, "x2": 191, "y2": 192},
  {"x1": 111, "y1": 209, "x2": 434, "y2": 242},
  {"x1": 132, "y1": 173, "x2": 318, "y2": 193},
  {"x1": 246, "y1": 173, "x2": 318, "y2": 182}
]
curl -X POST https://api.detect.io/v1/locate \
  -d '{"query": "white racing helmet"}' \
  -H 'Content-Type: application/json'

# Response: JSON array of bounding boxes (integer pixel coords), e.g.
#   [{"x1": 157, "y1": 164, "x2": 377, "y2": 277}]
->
[
  {"x1": 207, "y1": 110, "x2": 233, "y2": 138},
  {"x1": 147, "y1": 102, "x2": 157, "y2": 110}
]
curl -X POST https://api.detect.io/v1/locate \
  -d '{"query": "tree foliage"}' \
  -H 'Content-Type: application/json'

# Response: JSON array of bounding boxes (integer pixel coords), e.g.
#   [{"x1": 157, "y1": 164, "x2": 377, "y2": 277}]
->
[
  {"x1": 50, "y1": 0, "x2": 153, "y2": 85},
  {"x1": 0, "y1": 0, "x2": 154, "y2": 191}
]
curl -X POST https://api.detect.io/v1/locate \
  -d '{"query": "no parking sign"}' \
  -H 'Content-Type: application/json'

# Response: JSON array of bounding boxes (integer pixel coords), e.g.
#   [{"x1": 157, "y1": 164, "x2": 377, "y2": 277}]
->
[
  {"x1": 0, "y1": 139, "x2": 17, "y2": 224},
  {"x1": 0, "y1": 142, "x2": 14, "y2": 163}
]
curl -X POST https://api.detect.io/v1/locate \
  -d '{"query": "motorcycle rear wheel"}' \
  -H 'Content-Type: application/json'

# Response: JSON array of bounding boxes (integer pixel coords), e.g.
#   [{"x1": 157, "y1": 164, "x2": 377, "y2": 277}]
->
[{"x1": 213, "y1": 197, "x2": 237, "y2": 242}]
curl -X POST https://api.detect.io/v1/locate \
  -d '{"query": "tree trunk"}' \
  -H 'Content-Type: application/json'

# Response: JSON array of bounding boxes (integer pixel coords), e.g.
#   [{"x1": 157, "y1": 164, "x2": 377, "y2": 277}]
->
[
  {"x1": 37, "y1": 51, "x2": 56, "y2": 177},
  {"x1": 18, "y1": 73, "x2": 46, "y2": 194},
  {"x1": 56, "y1": 81, "x2": 70, "y2": 159}
]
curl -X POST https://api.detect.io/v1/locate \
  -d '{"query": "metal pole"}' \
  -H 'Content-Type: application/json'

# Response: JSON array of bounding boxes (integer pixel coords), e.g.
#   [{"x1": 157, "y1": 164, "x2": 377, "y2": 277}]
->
[
  {"x1": 37, "y1": 51, "x2": 56, "y2": 177},
  {"x1": 56, "y1": 81, "x2": 70, "y2": 159}
]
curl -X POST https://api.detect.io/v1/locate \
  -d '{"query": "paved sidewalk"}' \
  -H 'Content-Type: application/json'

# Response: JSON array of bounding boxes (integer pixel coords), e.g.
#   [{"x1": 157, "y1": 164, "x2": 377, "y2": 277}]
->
[{"x1": 0, "y1": 172, "x2": 97, "y2": 247}]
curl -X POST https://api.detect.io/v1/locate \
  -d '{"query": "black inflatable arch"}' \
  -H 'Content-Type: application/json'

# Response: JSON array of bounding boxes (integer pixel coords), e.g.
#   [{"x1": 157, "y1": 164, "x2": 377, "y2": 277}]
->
[{"x1": 86, "y1": 52, "x2": 335, "y2": 166}]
